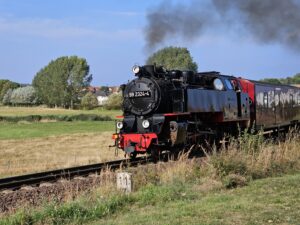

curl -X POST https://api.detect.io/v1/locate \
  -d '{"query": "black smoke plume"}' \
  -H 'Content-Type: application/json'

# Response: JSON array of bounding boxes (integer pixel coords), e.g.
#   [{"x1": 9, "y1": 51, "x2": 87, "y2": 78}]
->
[
  {"x1": 145, "y1": 1, "x2": 215, "y2": 49},
  {"x1": 145, "y1": 0, "x2": 300, "y2": 51}
]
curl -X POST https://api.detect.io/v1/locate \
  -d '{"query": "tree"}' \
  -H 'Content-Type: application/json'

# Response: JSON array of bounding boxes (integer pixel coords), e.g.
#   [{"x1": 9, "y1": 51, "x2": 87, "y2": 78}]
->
[
  {"x1": 0, "y1": 80, "x2": 9, "y2": 93},
  {"x1": 0, "y1": 80, "x2": 20, "y2": 102},
  {"x1": 10, "y1": 86, "x2": 38, "y2": 106},
  {"x1": 32, "y1": 56, "x2": 92, "y2": 108},
  {"x1": 2, "y1": 89, "x2": 13, "y2": 105},
  {"x1": 81, "y1": 92, "x2": 98, "y2": 110},
  {"x1": 146, "y1": 46, "x2": 198, "y2": 72},
  {"x1": 104, "y1": 93, "x2": 122, "y2": 110}
]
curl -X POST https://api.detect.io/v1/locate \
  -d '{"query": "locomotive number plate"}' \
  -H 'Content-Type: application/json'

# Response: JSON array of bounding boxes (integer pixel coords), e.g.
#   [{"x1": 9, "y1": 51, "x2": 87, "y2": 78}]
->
[{"x1": 129, "y1": 91, "x2": 151, "y2": 98}]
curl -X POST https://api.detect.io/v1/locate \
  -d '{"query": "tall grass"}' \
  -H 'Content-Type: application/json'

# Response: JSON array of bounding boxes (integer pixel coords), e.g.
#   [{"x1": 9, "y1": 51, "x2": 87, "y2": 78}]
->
[
  {"x1": 124, "y1": 129, "x2": 300, "y2": 191},
  {"x1": 209, "y1": 129, "x2": 300, "y2": 188}
]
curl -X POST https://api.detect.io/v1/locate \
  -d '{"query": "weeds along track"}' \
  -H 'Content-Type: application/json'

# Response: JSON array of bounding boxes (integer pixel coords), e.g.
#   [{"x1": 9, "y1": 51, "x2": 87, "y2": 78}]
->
[
  {"x1": 1, "y1": 129, "x2": 292, "y2": 193},
  {"x1": 0, "y1": 152, "x2": 186, "y2": 214},
  {"x1": 0, "y1": 157, "x2": 154, "y2": 192}
]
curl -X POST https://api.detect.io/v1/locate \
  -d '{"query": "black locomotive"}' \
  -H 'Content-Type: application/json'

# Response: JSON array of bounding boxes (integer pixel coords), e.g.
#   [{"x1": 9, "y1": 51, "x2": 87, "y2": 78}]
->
[{"x1": 113, "y1": 65, "x2": 300, "y2": 158}]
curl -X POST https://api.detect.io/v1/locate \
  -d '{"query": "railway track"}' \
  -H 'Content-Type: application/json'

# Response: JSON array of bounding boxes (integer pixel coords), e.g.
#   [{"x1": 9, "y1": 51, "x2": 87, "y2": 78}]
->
[{"x1": 0, "y1": 157, "x2": 153, "y2": 192}]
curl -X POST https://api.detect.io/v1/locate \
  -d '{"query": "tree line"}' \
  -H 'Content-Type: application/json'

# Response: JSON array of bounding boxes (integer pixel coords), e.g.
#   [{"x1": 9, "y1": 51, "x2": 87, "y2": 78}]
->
[
  {"x1": 260, "y1": 74, "x2": 300, "y2": 85},
  {"x1": 1, "y1": 46, "x2": 297, "y2": 109},
  {"x1": 0, "y1": 47, "x2": 197, "y2": 109},
  {"x1": 0, "y1": 56, "x2": 93, "y2": 108},
  {"x1": 0, "y1": 55, "x2": 124, "y2": 110}
]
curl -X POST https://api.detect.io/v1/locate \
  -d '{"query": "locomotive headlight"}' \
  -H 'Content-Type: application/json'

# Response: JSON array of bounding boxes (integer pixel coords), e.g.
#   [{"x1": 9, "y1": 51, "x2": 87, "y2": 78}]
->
[
  {"x1": 142, "y1": 120, "x2": 150, "y2": 128},
  {"x1": 116, "y1": 121, "x2": 123, "y2": 129},
  {"x1": 132, "y1": 65, "x2": 140, "y2": 74}
]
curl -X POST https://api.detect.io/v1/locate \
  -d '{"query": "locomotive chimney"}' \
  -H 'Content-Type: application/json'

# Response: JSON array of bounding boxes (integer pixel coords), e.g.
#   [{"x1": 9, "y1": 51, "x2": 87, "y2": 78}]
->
[{"x1": 143, "y1": 65, "x2": 156, "y2": 77}]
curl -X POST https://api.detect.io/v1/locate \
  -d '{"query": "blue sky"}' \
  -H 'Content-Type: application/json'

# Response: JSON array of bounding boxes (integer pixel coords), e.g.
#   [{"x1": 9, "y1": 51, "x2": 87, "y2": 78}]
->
[{"x1": 0, "y1": 0, "x2": 299, "y2": 86}]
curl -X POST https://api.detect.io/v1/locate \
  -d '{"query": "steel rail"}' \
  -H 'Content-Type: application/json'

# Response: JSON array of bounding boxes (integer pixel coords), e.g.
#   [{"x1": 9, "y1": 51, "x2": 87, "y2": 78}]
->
[{"x1": 0, "y1": 157, "x2": 153, "y2": 191}]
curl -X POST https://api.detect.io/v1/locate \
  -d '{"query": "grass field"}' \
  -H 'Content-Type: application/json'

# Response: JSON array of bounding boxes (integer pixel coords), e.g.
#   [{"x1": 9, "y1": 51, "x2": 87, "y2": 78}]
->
[
  {"x1": 0, "y1": 121, "x2": 119, "y2": 177},
  {"x1": 0, "y1": 106, "x2": 122, "y2": 177},
  {"x1": 90, "y1": 173, "x2": 300, "y2": 225},
  {"x1": 0, "y1": 131, "x2": 122, "y2": 177},
  {"x1": 0, "y1": 106, "x2": 121, "y2": 118},
  {"x1": 0, "y1": 121, "x2": 114, "y2": 140}
]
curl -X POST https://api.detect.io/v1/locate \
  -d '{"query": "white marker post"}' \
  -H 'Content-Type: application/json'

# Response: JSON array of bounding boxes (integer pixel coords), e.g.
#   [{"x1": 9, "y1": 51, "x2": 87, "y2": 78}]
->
[{"x1": 116, "y1": 172, "x2": 132, "y2": 193}]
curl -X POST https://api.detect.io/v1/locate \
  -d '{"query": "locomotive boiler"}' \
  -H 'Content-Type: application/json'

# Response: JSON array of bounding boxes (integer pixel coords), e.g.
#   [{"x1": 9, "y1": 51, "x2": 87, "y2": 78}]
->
[{"x1": 112, "y1": 65, "x2": 300, "y2": 158}]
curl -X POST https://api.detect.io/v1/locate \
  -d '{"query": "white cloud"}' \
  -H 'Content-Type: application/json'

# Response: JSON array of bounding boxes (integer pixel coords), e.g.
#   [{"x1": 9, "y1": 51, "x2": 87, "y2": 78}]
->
[
  {"x1": 89, "y1": 10, "x2": 144, "y2": 17},
  {"x1": 0, "y1": 16, "x2": 141, "y2": 40},
  {"x1": 107, "y1": 11, "x2": 144, "y2": 17}
]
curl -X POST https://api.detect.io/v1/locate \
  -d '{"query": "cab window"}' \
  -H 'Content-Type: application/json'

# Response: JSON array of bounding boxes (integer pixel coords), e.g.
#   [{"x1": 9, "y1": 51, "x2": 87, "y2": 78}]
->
[
  {"x1": 213, "y1": 78, "x2": 224, "y2": 91},
  {"x1": 224, "y1": 79, "x2": 233, "y2": 90}
]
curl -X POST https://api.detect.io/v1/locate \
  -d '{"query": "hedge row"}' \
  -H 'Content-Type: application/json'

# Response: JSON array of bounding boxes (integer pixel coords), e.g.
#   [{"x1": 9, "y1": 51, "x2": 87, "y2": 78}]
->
[{"x1": 0, "y1": 114, "x2": 113, "y2": 123}]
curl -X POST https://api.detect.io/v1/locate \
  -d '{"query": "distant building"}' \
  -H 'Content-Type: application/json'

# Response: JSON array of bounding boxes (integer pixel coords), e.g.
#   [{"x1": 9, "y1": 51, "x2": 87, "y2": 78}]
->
[
  {"x1": 84, "y1": 85, "x2": 121, "y2": 106},
  {"x1": 85, "y1": 86, "x2": 100, "y2": 93},
  {"x1": 95, "y1": 90, "x2": 109, "y2": 106},
  {"x1": 109, "y1": 86, "x2": 120, "y2": 93}
]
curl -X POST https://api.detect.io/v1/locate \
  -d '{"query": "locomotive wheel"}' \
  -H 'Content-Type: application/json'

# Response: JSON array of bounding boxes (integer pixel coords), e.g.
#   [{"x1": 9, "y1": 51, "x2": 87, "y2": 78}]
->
[
  {"x1": 130, "y1": 152, "x2": 137, "y2": 160},
  {"x1": 150, "y1": 147, "x2": 160, "y2": 163}
]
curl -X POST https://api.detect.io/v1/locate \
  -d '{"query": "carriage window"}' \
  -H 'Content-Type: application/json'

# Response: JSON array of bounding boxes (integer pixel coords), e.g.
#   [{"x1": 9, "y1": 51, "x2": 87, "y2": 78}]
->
[
  {"x1": 213, "y1": 78, "x2": 224, "y2": 90},
  {"x1": 275, "y1": 93, "x2": 280, "y2": 106},
  {"x1": 224, "y1": 79, "x2": 233, "y2": 90},
  {"x1": 290, "y1": 94, "x2": 294, "y2": 106},
  {"x1": 263, "y1": 92, "x2": 268, "y2": 108}
]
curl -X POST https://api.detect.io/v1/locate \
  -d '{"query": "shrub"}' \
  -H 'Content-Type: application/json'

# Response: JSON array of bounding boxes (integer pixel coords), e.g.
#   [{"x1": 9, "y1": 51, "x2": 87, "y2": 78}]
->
[
  {"x1": 104, "y1": 93, "x2": 122, "y2": 110},
  {"x1": 10, "y1": 86, "x2": 38, "y2": 106},
  {"x1": 0, "y1": 80, "x2": 19, "y2": 102},
  {"x1": 211, "y1": 149, "x2": 248, "y2": 177},
  {"x1": 81, "y1": 92, "x2": 99, "y2": 110},
  {"x1": 223, "y1": 174, "x2": 248, "y2": 189},
  {"x1": 2, "y1": 89, "x2": 13, "y2": 105}
]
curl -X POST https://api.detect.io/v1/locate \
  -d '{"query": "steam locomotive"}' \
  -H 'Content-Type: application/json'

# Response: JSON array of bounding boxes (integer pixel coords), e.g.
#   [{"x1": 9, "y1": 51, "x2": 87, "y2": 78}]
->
[{"x1": 112, "y1": 65, "x2": 300, "y2": 158}]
